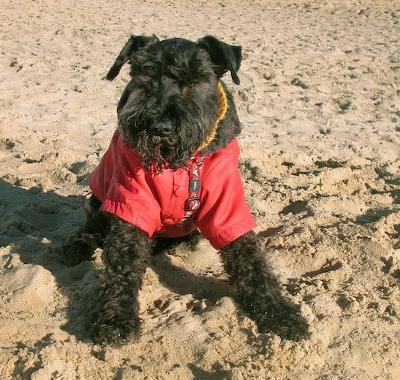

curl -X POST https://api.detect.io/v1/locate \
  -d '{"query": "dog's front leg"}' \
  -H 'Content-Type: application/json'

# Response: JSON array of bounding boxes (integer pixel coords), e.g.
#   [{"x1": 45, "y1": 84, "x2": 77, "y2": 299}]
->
[
  {"x1": 221, "y1": 231, "x2": 310, "y2": 341},
  {"x1": 92, "y1": 215, "x2": 151, "y2": 345}
]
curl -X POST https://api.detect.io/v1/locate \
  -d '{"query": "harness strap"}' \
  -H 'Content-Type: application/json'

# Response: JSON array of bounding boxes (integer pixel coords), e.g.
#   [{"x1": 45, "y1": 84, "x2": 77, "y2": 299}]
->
[{"x1": 179, "y1": 156, "x2": 204, "y2": 223}]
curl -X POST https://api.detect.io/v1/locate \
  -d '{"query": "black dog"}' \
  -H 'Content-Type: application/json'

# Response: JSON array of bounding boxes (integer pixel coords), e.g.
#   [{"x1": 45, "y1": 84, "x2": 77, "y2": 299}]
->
[{"x1": 62, "y1": 35, "x2": 310, "y2": 344}]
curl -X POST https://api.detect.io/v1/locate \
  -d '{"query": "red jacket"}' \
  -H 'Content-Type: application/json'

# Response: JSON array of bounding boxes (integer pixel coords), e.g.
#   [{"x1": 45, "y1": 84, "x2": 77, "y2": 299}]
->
[{"x1": 89, "y1": 130, "x2": 256, "y2": 249}]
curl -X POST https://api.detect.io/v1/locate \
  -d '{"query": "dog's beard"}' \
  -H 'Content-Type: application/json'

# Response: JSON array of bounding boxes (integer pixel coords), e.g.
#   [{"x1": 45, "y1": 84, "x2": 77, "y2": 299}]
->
[
  {"x1": 119, "y1": 124, "x2": 204, "y2": 172},
  {"x1": 118, "y1": 92, "x2": 217, "y2": 171},
  {"x1": 137, "y1": 133, "x2": 179, "y2": 170}
]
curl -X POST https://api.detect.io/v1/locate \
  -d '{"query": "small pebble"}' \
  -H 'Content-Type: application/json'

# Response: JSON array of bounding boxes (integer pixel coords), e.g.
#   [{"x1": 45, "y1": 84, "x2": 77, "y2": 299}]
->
[
  {"x1": 319, "y1": 126, "x2": 331, "y2": 135},
  {"x1": 263, "y1": 69, "x2": 275, "y2": 80},
  {"x1": 339, "y1": 99, "x2": 351, "y2": 111},
  {"x1": 291, "y1": 77, "x2": 308, "y2": 89}
]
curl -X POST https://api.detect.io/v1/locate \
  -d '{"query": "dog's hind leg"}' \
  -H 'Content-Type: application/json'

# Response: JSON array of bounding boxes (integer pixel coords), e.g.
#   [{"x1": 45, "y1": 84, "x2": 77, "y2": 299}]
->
[
  {"x1": 61, "y1": 195, "x2": 108, "y2": 266},
  {"x1": 91, "y1": 216, "x2": 151, "y2": 345},
  {"x1": 152, "y1": 230, "x2": 201, "y2": 255},
  {"x1": 221, "y1": 231, "x2": 310, "y2": 341}
]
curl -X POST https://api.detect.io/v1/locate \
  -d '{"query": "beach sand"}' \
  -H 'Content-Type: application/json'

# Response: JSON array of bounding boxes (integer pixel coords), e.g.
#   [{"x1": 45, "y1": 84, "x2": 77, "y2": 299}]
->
[{"x1": 1, "y1": 0, "x2": 399, "y2": 378}]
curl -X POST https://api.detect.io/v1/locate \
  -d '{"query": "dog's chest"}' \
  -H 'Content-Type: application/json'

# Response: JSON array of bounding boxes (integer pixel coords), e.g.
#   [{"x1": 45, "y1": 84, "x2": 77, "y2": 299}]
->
[
  {"x1": 147, "y1": 168, "x2": 188, "y2": 221},
  {"x1": 145, "y1": 159, "x2": 203, "y2": 235}
]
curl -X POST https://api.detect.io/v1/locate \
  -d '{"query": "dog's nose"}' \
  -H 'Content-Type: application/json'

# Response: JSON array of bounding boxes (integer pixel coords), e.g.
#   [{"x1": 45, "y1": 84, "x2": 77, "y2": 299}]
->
[{"x1": 151, "y1": 122, "x2": 173, "y2": 137}]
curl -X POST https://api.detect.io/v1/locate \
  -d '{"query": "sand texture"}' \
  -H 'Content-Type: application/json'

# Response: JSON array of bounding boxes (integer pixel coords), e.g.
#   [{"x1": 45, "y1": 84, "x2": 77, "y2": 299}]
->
[{"x1": 1, "y1": 0, "x2": 399, "y2": 379}]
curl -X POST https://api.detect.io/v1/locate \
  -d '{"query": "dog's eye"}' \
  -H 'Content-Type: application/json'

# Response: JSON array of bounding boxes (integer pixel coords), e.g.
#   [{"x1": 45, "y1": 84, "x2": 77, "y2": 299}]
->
[
  {"x1": 133, "y1": 62, "x2": 156, "y2": 78},
  {"x1": 182, "y1": 80, "x2": 208, "y2": 97},
  {"x1": 181, "y1": 83, "x2": 197, "y2": 97}
]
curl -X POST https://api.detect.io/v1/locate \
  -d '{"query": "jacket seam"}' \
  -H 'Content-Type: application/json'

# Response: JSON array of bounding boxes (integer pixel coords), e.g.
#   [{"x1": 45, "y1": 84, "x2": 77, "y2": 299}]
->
[{"x1": 101, "y1": 198, "x2": 160, "y2": 235}]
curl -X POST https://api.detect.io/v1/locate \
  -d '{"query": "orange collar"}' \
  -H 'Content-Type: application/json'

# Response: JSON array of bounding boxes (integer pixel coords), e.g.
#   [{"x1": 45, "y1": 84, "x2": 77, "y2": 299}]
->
[{"x1": 198, "y1": 82, "x2": 228, "y2": 151}]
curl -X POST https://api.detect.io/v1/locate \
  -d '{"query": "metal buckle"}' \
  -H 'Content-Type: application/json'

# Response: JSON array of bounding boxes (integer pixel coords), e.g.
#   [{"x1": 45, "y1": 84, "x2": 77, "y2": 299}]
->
[{"x1": 189, "y1": 179, "x2": 201, "y2": 192}]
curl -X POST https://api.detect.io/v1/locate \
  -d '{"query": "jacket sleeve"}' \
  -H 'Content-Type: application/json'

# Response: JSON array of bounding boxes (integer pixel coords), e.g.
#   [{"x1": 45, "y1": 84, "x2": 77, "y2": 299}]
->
[
  {"x1": 195, "y1": 154, "x2": 256, "y2": 250},
  {"x1": 98, "y1": 172, "x2": 162, "y2": 237},
  {"x1": 89, "y1": 132, "x2": 162, "y2": 237}
]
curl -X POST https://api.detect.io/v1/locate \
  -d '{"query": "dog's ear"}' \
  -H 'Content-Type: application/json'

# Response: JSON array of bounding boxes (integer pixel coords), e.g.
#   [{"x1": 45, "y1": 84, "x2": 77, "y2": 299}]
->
[
  {"x1": 105, "y1": 35, "x2": 159, "y2": 80},
  {"x1": 197, "y1": 35, "x2": 242, "y2": 85}
]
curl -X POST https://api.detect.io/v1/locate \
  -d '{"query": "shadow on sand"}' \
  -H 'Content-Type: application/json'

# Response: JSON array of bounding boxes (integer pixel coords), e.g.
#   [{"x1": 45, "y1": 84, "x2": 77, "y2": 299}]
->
[{"x1": 0, "y1": 180, "x2": 230, "y2": 343}]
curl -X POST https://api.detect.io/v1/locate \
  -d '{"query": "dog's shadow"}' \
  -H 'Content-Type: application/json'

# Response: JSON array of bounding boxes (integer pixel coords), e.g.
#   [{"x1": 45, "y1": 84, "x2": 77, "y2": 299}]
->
[
  {"x1": 151, "y1": 252, "x2": 232, "y2": 303},
  {"x1": 0, "y1": 179, "x2": 230, "y2": 343}
]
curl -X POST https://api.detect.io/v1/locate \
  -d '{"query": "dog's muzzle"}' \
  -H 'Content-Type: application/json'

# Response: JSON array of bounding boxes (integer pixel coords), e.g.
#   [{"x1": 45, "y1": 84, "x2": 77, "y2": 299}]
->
[{"x1": 150, "y1": 121, "x2": 173, "y2": 137}]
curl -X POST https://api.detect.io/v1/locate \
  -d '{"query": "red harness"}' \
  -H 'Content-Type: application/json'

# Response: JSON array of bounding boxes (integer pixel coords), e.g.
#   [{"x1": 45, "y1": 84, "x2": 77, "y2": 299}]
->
[{"x1": 180, "y1": 156, "x2": 204, "y2": 223}]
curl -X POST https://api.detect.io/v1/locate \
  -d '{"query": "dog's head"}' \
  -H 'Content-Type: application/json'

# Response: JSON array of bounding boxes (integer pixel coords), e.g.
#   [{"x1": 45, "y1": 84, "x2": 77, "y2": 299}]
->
[{"x1": 105, "y1": 35, "x2": 242, "y2": 170}]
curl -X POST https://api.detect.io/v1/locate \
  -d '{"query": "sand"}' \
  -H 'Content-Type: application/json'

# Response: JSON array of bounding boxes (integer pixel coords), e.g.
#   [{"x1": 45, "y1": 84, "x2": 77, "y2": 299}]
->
[{"x1": 0, "y1": 0, "x2": 399, "y2": 378}]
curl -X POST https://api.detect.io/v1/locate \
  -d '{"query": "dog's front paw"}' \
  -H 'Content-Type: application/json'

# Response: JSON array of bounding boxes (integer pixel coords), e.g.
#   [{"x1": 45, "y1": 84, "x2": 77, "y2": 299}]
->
[
  {"x1": 91, "y1": 314, "x2": 140, "y2": 346},
  {"x1": 245, "y1": 297, "x2": 310, "y2": 341}
]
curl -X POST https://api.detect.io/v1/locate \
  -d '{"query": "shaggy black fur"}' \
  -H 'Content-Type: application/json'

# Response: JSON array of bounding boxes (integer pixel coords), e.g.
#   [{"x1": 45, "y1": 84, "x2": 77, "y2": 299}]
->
[
  {"x1": 62, "y1": 35, "x2": 310, "y2": 344},
  {"x1": 61, "y1": 195, "x2": 107, "y2": 266},
  {"x1": 221, "y1": 232, "x2": 310, "y2": 341},
  {"x1": 91, "y1": 216, "x2": 151, "y2": 344},
  {"x1": 152, "y1": 230, "x2": 202, "y2": 256},
  {"x1": 109, "y1": 35, "x2": 241, "y2": 171}
]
